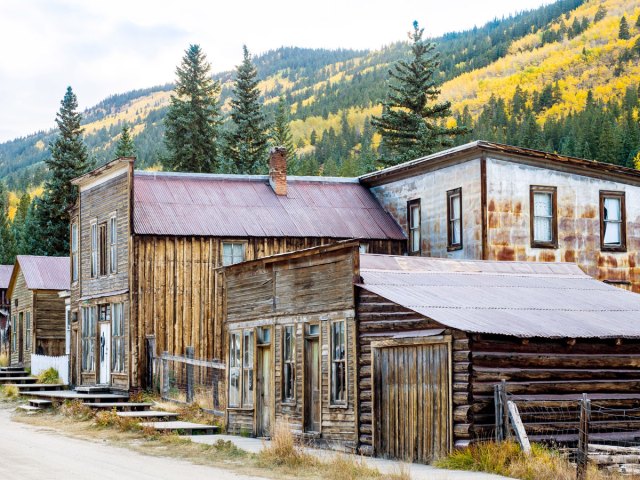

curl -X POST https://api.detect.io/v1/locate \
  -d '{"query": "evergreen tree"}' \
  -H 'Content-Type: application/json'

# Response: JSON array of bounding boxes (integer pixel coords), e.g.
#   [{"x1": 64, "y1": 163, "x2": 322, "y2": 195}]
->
[
  {"x1": 115, "y1": 124, "x2": 136, "y2": 158},
  {"x1": 21, "y1": 199, "x2": 42, "y2": 256},
  {"x1": 224, "y1": 46, "x2": 270, "y2": 174},
  {"x1": 594, "y1": 4, "x2": 607, "y2": 23},
  {"x1": 636, "y1": 14, "x2": 640, "y2": 29},
  {"x1": 164, "y1": 44, "x2": 221, "y2": 173},
  {"x1": 619, "y1": 16, "x2": 631, "y2": 40},
  {"x1": 270, "y1": 96, "x2": 297, "y2": 173},
  {"x1": 36, "y1": 87, "x2": 93, "y2": 256},
  {"x1": 0, "y1": 182, "x2": 16, "y2": 264},
  {"x1": 11, "y1": 192, "x2": 30, "y2": 255},
  {"x1": 372, "y1": 22, "x2": 467, "y2": 167}
]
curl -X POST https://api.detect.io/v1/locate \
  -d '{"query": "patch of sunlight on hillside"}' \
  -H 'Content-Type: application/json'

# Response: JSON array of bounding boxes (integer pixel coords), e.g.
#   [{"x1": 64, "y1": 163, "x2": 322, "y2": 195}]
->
[
  {"x1": 289, "y1": 105, "x2": 382, "y2": 143},
  {"x1": 7, "y1": 185, "x2": 43, "y2": 220},
  {"x1": 34, "y1": 140, "x2": 45, "y2": 151},
  {"x1": 259, "y1": 73, "x2": 296, "y2": 95}
]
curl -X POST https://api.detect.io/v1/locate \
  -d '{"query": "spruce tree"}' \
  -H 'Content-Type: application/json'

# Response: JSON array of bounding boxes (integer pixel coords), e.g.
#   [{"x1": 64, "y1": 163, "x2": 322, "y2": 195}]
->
[
  {"x1": 224, "y1": 46, "x2": 270, "y2": 174},
  {"x1": 164, "y1": 44, "x2": 221, "y2": 173},
  {"x1": 372, "y1": 22, "x2": 467, "y2": 167},
  {"x1": 594, "y1": 5, "x2": 607, "y2": 23},
  {"x1": 636, "y1": 14, "x2": 640, "y2": 29},
  {"x1": 271, "y1": 96, "x2": 297, "y2": 173},
  {"x1": 115, "y1": 124, "x2": 136, "y2": 158},
  {"x1": 36, "y1": 86, "x2": 93, "y2": 256},
  {"x1": 11, "y1": 192, "x2": 30, "y2": 255},
  {"x1": 619, "y1": 16, "x2": 631, "y2": 40},
  {"x1": 0, "y1": 182, "x2": 16, "y2": 264}
]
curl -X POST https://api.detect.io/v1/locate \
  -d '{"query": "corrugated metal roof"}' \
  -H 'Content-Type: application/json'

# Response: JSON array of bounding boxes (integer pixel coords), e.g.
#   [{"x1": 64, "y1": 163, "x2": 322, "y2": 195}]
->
[
  {"x1": 13, "y1": 256, "x2": 70, "y2": 292},
  {"x1": 358, "y1": 255, "x2": 640, "y2": 338},
  {"x1": 133, "y1": 172, "x2": 406, "y2": 239},
  {"x1": 0, "y1": 265, "x2": 12, "y2": 289}
]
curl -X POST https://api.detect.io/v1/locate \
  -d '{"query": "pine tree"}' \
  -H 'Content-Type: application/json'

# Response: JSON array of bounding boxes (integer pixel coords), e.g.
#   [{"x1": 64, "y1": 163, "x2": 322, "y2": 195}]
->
[
  {"x1": 224, "y1": 46, "x2": 270, "y2": 174},
  {"x1": 619, "y1": 16, "x2": 631, "y2": 40},
  {"x1": 35, "y1": 87, "x2": 93, "y2": 256},
  {"x1": 11, "y1": 192, "x2": 30, "y2": 255},
  {"x1": 0, "y1": 182, "x2": 16, "y2": 264},
  {"x1": 164, "y1": 44, "x2": 221, "y2": 173},
  {"x1": 115, "y1": 124, "x2": 136, "y2": 158},
  {"x1": 594, "y1": 4, "x2": 607, "y2": 23},
  {"x1": 271, "y1": 96, "x2": 297, "y2": 173},
  {"x1": 636, "y1": 14, "x2": 640, "y2": 29},
  {"x1": 21, "y1": 199, "x2": 43, "y2": 256},
  {"x1": 372, "y1": 22, "x2": 467, "y2": 167}
]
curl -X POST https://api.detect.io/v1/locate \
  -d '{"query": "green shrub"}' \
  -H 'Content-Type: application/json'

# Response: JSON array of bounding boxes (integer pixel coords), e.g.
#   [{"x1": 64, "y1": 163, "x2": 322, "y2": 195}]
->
[{"x1": 37, "y1": 368, "x2": 62, "y2": 384}]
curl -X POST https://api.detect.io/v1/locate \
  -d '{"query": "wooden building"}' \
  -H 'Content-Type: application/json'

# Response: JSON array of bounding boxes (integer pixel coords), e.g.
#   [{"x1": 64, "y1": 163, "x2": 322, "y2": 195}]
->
[
  {"x1": 0, "y1": 265, "x2": 12, "y2": 357},
  {"x1": 69, "y1": 149, "x2": 405, "y2": 391},
  {"x1": 224, "y1": 243, "x2": 640, "y2": 463},
  {"x1": 6, "y1": 256, "x2": 69, "y2": 368},
  {"x1": 362, "y1": 141, "x2": 640, "y2": 292}
]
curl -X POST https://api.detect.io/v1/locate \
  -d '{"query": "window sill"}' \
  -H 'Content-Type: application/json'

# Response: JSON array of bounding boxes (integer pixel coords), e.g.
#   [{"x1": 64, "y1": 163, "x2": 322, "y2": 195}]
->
[
  {"x1": 281, "y1": 401, "x2": 297, "y2": 407},
  {"x1": 329, "y1": 403, "x2": 349, "y2": 410},
  {"x1": 601, "y1": 246, "x2": 627, "y2": 253},
  {"x1": 531, "y1": 243, "x2": 558, "y2": 249},
  {"x1": 227, "y1": 406, "x2": 254, "y2": 412},
  {"x1": 447, "y1": 245, "x2": 463, "y2": 252}
]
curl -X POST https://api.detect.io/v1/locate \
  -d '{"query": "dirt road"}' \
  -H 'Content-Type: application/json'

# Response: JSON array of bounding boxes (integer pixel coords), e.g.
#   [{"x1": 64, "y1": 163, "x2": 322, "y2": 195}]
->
[{"x1": 0, "y1": 407, "x2": 264, "y2": 480}]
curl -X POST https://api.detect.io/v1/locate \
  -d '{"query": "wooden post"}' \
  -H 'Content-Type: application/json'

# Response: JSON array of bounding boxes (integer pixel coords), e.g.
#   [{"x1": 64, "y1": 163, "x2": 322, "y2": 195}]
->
[
  {"x1": 508, "y1": 401, "x2": 531, "y2": 455},
  {"x1": 186, "y1": 346, "x2": 195, "y2": 404},
  {"x1": 162, "y1": 351, "x2": 169, "y2": 400},
  {"x1": 577, "y1": 393, "x2": 591, "y2": 480},
  {"x1": 501, "y1": 380, "x2": 510, "y2": 440},
  {"x1": 495, "y1": 383, "x2": 504, "y2": 442},
  {"x1": 146, "y1": 336, "x2": 156, "y2": 391}
]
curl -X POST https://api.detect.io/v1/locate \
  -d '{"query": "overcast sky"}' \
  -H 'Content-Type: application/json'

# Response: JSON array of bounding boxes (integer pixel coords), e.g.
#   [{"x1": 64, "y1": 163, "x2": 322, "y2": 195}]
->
[{"x1": 0, "y1": 0, "x2": 552, "y2": 142}]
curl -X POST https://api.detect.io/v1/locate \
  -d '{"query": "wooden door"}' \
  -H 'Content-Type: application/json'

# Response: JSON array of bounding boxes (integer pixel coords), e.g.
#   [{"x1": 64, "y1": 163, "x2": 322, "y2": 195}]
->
[
  {"x1": 17, "y1": 312, "x2": 23, "y2": 364},
  {"x1": 373, "y1": 340, "x2": 451, "y2": 463},
  {"x1": 256, "y1": 347, "x2": 271, "y2": 437},
  {"x1": 304, "y1": 337, "x2": 321, "y2": 432},
  {"x1": 99, "y1": 323, "x2": 111, "y2": 385}
]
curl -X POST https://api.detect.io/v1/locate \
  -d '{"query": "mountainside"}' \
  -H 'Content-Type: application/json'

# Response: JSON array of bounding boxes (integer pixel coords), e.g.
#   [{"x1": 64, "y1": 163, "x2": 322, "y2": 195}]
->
[{"x1": 2, "y1": 0, "x2": 640, "y2": 194}]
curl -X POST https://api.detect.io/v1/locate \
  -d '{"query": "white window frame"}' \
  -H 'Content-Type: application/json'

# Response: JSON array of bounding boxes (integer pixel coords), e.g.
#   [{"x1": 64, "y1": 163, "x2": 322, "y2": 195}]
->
[
  {"x1": 408, "y1": 199, "x2": 421, "y2": 255},
  {"x1": 90, "y1": 221, "x2": 98, "y2": 278},
  {"x1": 25, "y1": 311, "x2": 31, "y2": 351},
  {"x1": 82, "y1": 306, "x2": 96, "y2": 372},
  {"x1": 109, "y1": 214, "x2": 117, "y2": 274},
  {"x1": 222, "y1": 241, "x2": 246, "y2": 266},
  {"x1": 71, "y1": 221, "x2": 79, "y2": 282},
  {"x1": 228, "y1": 332, "x2": 241, "y2": 407},
  {"x1": 111, "y1": 303, "x2": 125, "y2": 373},
  {"x1": 282, "y1": 325, "x2": 296, "y2": 403}
]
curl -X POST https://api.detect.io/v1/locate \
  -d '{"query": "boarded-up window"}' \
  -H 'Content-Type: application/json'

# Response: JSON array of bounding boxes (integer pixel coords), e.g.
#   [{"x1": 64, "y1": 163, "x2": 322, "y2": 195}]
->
[
  {"x1": 282, "y1": 325, "x2": 296, "y2": 402},
  {"x1": 222, "y1": 242, "x2": 245, "y2": 266},
  {"x1": 530, "y1": 186, "x2": 557, "y2": 248},
  {"x1": 109, "y1": 216, "x2": 117, "y2": 274},
  {"x1": 99, "y1": 223, "x2": 107, "y2": 276},
  {"x1": 111, "y1": 303, "x2": 125, "y2": 373},
  {"x1": 71, "y1": 222, "x2": 78, "y2": 282},
  {"x1": 331, "y1": 320, "x2": 347, "y2": 405},
  {"x1": 229, "y1": 333, "x2": 241, "y2": 407},
  {"x1": 25, "y1": 311, "x2": 31, "y2": 351},
  {"x1": 407, "y1": 199, "x2": 421, "y2": 255},
  {"x1": 601, "y1": 191, "x2": 626, "y2": 252},
  {"x1": 91, "y1": 222, "x2": 98, "y2": 278},
  {"x1": 243, "y1": 330, "x2": 254, "y2": 407},
  {"x1": 447, "y1": 188, "x2": 462, "y2": 250},
  {"x1": 82, "y1": 307, "x2": 96, "y2": 372}
]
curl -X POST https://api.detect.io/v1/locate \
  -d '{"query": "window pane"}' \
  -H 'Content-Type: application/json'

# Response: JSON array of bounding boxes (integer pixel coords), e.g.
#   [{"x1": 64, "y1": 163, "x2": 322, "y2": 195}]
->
[
  {"x1": 411, "y1": 231, "x2": 420, "y2": 252},
  {"x1": 410, "y1": 205, "x2": 419, "y2": 229},
  {"x1": 534, "y1": 217, "x2": 552, "y2": 242},
  {"x1": 534, "y1": 192, "x2": 552, "y2": 217},
  {"x1": 604, "y1": 198, "x2": 621, "y2": 221},
  {"x1": 452, "y1": 219, "x2": 462, "y2": 245},
  {"x1": 604, "y1": 220, "x2": 621, "y2": 245},
  {"x1": 451, "y1": 194, "x2": 461, "y2": 219}
]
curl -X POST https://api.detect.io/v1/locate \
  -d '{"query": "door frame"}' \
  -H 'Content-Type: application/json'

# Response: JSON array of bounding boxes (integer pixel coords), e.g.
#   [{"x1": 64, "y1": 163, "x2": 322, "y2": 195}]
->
[
  {"x1": 17, "y1": 311, "x2": 24, "y2": 364},
  {"x1": 98, "y1": 322, "x2": 111, "y2": 385},
  {"x1": 303, "y1": 323, "x2": 322, "y2": 434},
  {"x1": 255, "y1": 343, "x2": 273, "y2": 437},
  {"x1": 370, "y1": 335, "x2": 453, "y2": 459}
]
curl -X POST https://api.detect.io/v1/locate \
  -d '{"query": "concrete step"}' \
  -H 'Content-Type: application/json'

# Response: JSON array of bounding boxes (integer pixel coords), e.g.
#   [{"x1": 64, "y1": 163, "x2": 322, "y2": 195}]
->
[
  {"x1": 0, "y1": 377, "x2": 37, "y2": 384},
  {"x1": 85, "y1": 402, "x2": 152, "y2": 411},
  {"x1": 75, "y1": 385, "x2": 111, "y2": 394},
  {"x1": 139, "y1": 421, "x2": 219, "y2": 435},
  {"x1": 13, "y1": 383, "x2": 66, "y2": 392},
  {"x1": 29, "y1": 399, "x2": 53, "y2": 408},
  {"x1": 117, "y1": 410, "x2": 179, "y2": 421}
]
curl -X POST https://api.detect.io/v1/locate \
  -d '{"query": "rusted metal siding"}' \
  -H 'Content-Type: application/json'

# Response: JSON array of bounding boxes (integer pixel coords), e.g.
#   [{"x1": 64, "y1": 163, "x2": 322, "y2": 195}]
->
[
  {"x1": 485, "y1": 157, "x2": 640, "y2": 292},
  {"x1": 369, "y1": 159, "x2": 483, "y2": 259}
]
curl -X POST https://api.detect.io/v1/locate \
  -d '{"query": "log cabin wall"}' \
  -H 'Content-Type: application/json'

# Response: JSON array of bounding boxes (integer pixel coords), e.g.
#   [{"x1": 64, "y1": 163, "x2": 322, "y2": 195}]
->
[{"x1": 33, "y1": 290, "x2": 66, "y2": 356}]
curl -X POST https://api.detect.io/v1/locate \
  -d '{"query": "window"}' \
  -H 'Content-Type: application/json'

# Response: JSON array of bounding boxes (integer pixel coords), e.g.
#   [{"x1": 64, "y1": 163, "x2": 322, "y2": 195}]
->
[
  {"x1": 25, "y1": 311, "x2": 31, "y2": 351},
  {"x1": 229, "y1": 333, "x2": 241, "y2": 407},
  {"x1": 90, "y1": 222, "x2": 98, "y2": 277},
  {"x1": 222, "y1": 242, "x2": 245, "y2": 266},
  {"x1": 109, "y1": 216, "x2": 117, "y2": 274},
  {"x1": 600, "y1": 191, "x2": 626, "y2": 251},
  {"x1": 530, "y1": 186, "x2": 557, "y2": 248},
  {"x1": 71, "y1": 222, "x2": 78, "y2": 282},
  {"x1": 257, "y1": 327, "x2": 271, "y2": 345},
  {"x1": 82, "y1": 306, "x2": 97, "y2": 371},
  {"x1": 359, "y1": 243, "x2": 369, "y2": 254},
  {"x1": 99, "y1": 223, "x2": 108, "y2": 276},
  {"x1": 407, "y1": 199, "x2": 421, "y2": 255},
  {"x1": 11, "y1": 315, "x2": 16, "y2": 351},
  {"x1": 111, "y1": 303, "x2": 125, "y2": 373},
  {"x1": 242, "y1": 330, "x2": 254, "y2": 407},
  {"x1": 331, "y1": 321, "x2": 346, "y2": 405},
  {"x1": 282, "y1": 325, "x2": 296, "y2": 403},
  {"x1": 447, "y1": 188, "x2": 463, "y2": 250},
  {"x1": 98, "y1": 303, "x2": 110, "y2": 323}
]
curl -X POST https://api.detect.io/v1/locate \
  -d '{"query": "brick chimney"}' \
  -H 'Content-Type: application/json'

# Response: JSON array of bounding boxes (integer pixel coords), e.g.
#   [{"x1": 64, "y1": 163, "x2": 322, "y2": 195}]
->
[{"x1": 269, "y1": 146, "x2": 287, "y2": 196}]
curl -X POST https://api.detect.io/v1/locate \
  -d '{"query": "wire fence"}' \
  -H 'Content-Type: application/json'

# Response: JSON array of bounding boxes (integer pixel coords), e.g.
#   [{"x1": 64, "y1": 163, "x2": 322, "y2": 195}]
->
[{"x1": 157, "y1": 348, "x2": 226, "y2": 416}]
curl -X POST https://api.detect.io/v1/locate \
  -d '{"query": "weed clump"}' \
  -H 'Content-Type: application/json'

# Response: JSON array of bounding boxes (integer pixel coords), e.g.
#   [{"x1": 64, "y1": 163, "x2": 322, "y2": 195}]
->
[
  {"x1": 94, "y1": 409, "x2": 140, "y2": 432},
  {"x1": 0, "y1": 384, "x2": 19, "y2": 399},
  {"x1": 257, "y1": 420, "x2": 319, "y2": 469},
  {"x1": 37, "y1": 367, "x2": 62, "y2": 384},
  {"x1": 60, "y1": 399, "x2": 94, "y2": 420},
  {"x1": 0, "y1": 353, "x2": 9, "y2": 367}
]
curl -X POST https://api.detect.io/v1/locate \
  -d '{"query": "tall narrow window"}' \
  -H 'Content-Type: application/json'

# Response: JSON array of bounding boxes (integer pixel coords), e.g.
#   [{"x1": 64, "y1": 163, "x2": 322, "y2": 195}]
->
[
  {"x1": 331, "y1": 321, "x2": 346, "y2": 405},
  {"x1": 407, "y1": 199, "x2": 421, "y2": 255},
  {"x1": 282, "y1": 325, "x2": 296, "y2": 402},
  {"x1": 600, "y1": 191, "x2": 626, "y2": 252},
  {"x1": 25, "y1": 311, "x2": 31, "y2": 351},
  {"x1": 82, "y1": 306, "x2": 97, "y2": 371},
  {"x1": 242, "y1": 330, "x2": 254, "y2": 407},
  {"x1": 11, "y1": 315, "x2": 16, "y2": 351},
  {"x1": 71, "y1": 222, "x2": 78, "y2": 282},
  {"x1": 222, "y1": 242, "x2": 245, "y2": 266},
  {"x1": 447, "y1": 188, "x2": 463, "y2": 250},
  {"x1": 109, "y1": 216, "x2": 117, "y2": 274},
  {"x1": 530, "y1": 186, "x2": 557, "y2": 248},
  {"x1": 99, "y1": 223, "x2": 108, "y2": 276},
  {"x1": 111, "y1": 303, "x2": 125, "y2": 373},
  {"x1": 91, "y1": 222, "x2": 98, "y2": 278},
  {"x1": 229, "y1": 333, "x2": 241, "y2": 407}
]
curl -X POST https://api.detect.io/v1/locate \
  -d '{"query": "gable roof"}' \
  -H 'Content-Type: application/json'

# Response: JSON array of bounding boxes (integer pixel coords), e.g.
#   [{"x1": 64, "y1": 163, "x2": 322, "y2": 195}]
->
[
  {"x1": 358, "y1": 254, "x2": 640, "y2": 339},
  {"x1": 0, "y1": 265, "x2": 12, "y2": 290},
  {"x1": 359, "y1": 140, "x2": 640, "y2": 187},
  {"x1": 8, "y1": 256, "x2": 70, "y2": 297},
  {"x1": 133, "y1": 171, "x2": 405, "y2": 239}
]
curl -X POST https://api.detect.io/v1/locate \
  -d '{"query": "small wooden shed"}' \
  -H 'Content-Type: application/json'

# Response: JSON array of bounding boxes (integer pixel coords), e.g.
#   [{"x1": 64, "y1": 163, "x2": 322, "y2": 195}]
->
[
  {"x1": 7, "y1": 256, "x2": 70, "y2": 367},
  {"x1": 224, "y1": 243, "x2": 640, "y2": 463}
]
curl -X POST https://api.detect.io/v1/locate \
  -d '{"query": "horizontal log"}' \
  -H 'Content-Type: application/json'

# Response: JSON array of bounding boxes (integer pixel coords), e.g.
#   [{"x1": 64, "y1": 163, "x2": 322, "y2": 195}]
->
[
  {"x1": 453, "y1": 338, "x2": 470, "y2": 351},
  {"x1": 454, "y1": 350, "x2": 470, "y2": 362},
  {"x1": 360, "y1": 424, "x2": 372, "y2": 435},
  {"x1": 454, "y1": 382, "x2": 469, "y2": 393},
  {"x1": 472, "y1": 352, "x2": 640, "y2": 369},
  {"x1": 591, "y1": 454, "x2": 640, "y2": 465},
  {"x1": 454, "y1": 362, "x2": 470, "y2": 373},
  {"x1": 359, "y1": 434, "x2": 372, "y2": 445},
  {"x1": 454, "y1": 405, "x2": 471, "y2": 423},
  {"x1": 454, "y1": 423, "x2": 472, "y2": 439},
  {"x1": 454, "y1": 392, "x2": 470, "y2": 405},
  {"x1": 473, "y1": 379, "x2": 640, "y2": 395},
  {"x1": 473, "y1": 338, "x2": 640, "y2": 355},
  {"x1": 473, "y1": 367, "x2": 640, "y2": 383}
]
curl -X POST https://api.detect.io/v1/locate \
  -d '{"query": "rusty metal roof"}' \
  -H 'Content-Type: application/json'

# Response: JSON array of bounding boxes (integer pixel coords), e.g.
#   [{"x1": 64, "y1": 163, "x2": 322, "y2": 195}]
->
[
  {"x1": 0, "y1": 265, "x2": 12, "y2": 289},
  {"x1": 358, "y1": 255, "x2": 640, "y2": 338},
  {"x1": 133, "y1": 171, "x2": 405, "y2": 239},
  {"x1": 9, "y1": 256, "x2": 70, "y2": 295}
]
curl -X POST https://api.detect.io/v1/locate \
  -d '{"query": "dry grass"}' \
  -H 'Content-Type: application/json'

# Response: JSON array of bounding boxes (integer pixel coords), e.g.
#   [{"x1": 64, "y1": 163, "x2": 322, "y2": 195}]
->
[
  {"x1": 59, "y1": 399, "x2": 95, "y2": 421},
  {"x1": 257, "y1": 420, "x2": 320, "y2": 469},
  {"x1": 94, "y1": 409, "x2": 141, "y2": 432},
  {"x1": 37, "y1": 367, "x2": 62, "y2": 384},
  {"x1": 0, "y1": 353, "x2": 9, "y2": 367},
  {"x1": 0, "y1": 384, "x2": 20, "y2": 399},
  {"x1": 323, "y1": 454, "x2": 381, "y2": 480},
  {"x1": 176, "y1": 402, "x2": 216, "y2": 425}
]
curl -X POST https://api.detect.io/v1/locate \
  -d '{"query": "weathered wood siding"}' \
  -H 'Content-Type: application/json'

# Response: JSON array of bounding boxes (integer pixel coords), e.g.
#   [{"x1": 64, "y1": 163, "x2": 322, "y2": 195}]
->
[
  {"x1": 9, "y1": 268, "x2": 33, "y2": 366},
  {"x1": 33, "y1": 290, "x2": 65, "y2": 356}
]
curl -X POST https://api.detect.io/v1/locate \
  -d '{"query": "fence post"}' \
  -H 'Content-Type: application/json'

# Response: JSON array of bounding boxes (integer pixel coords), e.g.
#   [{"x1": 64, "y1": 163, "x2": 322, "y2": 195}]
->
[
  {"x1": 162, "y1": 351, "x2": 169, "y2": 400},
  {"x1": 501, "y1": 379, "x2": 510, "y2": 440},
  {"x1": 186, "y1": 346, "x2": 195, "y2": 404},
  {"x1": 577, "y1": 393, "x2": 590, "y2": 480},
  {"x1": 495, "y1": 383, "x2": 504, "y2": 442}
]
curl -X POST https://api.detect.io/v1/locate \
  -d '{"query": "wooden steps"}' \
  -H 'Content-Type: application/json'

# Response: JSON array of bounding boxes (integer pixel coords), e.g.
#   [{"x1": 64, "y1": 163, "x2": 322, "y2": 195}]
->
[
  {"x1": 29, "y1": 399, "x2": 53, "y2": 408},
  {"x1": 25, "y1": 390, "x2": 128, "y2": 403},
  {"x1": 75, "y1": 385, "x2": 111, "y2": 394},
  {"x1": 13, "y1": 383, "x2": 65, "y2": 392},
  {"x1": 139, "y1": 421, "x2": 219, "y2": 435},
  {"x1": 117, "y1": 411, "x2": 179, "y2": 420},
  {"x1": 0, "y1": 370, "x2": 29, "y2": 378},
  {"x1": 0, "y1": 376, "x2": 37, "y2": 385},
  {"x1": 85, "y1": 402, "x2": 152, "y2": 411},
  {"x1": 17, "y1": 405, "x2": 42, "y2": 414},
  {"x1": 0, "y1": 366, "x2": 26, "y2": 372}
]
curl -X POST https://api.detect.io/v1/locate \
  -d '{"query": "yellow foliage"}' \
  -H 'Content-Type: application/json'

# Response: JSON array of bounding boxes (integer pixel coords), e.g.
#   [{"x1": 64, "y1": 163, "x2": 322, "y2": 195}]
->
[{"x1": 7, "y1": 184, "x2": 43, "y2": 220}]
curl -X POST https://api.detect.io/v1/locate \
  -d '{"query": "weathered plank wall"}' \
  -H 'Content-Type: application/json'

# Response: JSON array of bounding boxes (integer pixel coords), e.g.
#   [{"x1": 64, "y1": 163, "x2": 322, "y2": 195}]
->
[
  {"x1": 9, "y1": 268, "x2": 34, "y2": 367},
  {"x1": 33, "y1": 290, "x2": 66, "y2": 356}
]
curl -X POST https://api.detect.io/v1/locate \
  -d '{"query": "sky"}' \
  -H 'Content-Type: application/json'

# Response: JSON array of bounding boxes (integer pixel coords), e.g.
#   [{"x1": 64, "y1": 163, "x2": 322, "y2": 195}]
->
[{"x1": 0, "y1": 0, "x2": 552, "y2": 142}]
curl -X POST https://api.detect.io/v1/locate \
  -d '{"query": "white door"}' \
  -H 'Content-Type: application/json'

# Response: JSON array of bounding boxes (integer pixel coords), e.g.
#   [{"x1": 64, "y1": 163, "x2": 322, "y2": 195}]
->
[{"x1": 99, "y1": 323, "x2": 111, "y2": 385}]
